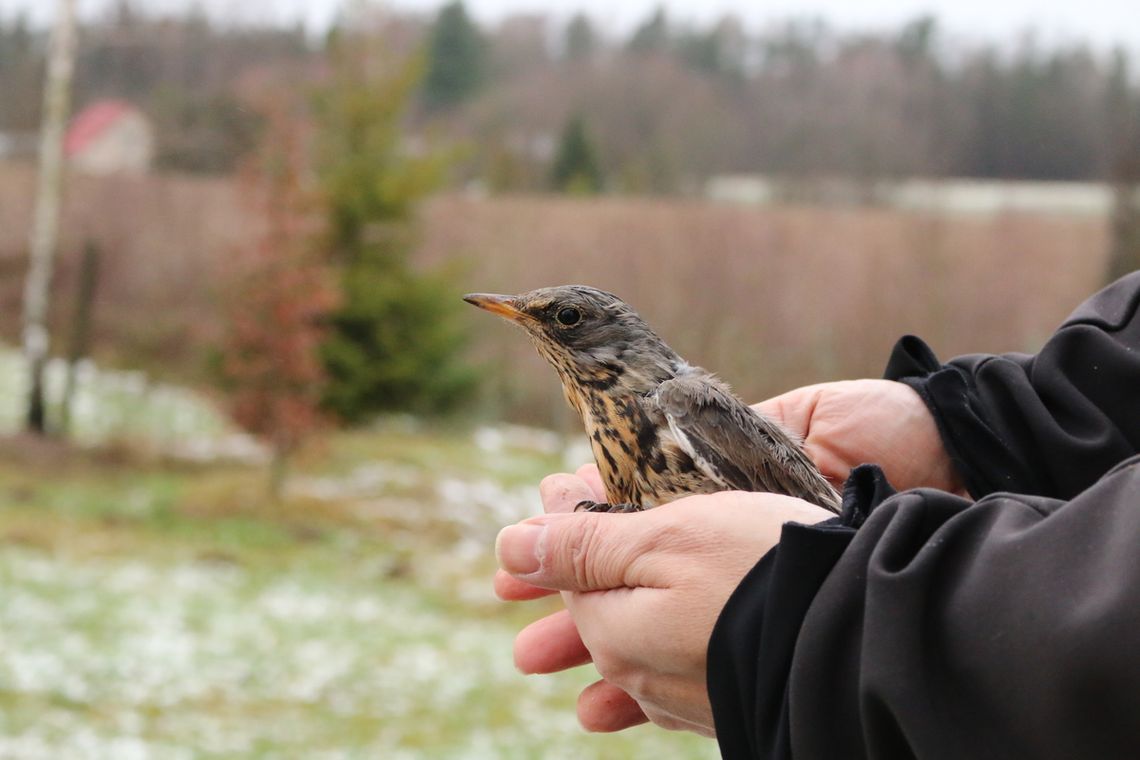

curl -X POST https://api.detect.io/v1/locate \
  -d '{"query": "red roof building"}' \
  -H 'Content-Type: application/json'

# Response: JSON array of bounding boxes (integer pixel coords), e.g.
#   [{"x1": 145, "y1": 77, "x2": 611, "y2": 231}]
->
[{"x1": 65, "y1": 99, "x2": 154, "y2": 175}]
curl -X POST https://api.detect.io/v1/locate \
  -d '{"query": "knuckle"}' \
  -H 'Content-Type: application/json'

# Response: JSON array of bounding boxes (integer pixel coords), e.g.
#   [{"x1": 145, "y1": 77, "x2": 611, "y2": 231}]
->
[
  {"x1": 647, "y1": 512, "x2": 689, "y2": 547},
  {"x1": 623, "y1": 671, "x2": 653, "y2": 704},
  {"x1": 643, "y1": 503, "x2": 707, "y2": 554},
  {"x1": 644, "y1": 707, "x2": 686, "y2": 732},
  {"x1": 655, "y1": 715, "x2": 689, "y2": 733},
  {"x1": 564, "y1": 517, "x2": 604, "y2": 588},
  {"x1": 590, "y1": 650, "x2": 623, "y2": 683},
  {"x1": 593, "y1": 653, "x2": 640, "y2": 696}
]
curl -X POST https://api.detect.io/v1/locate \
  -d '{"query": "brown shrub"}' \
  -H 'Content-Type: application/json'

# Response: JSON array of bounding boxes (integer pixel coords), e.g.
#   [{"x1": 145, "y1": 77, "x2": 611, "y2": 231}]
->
[
  {"x1": 417, "y1": 194, "x2": 1109, "y2": 426},
  {"x1": 0, "y1": 164, "x2": 1110, "y2": 427}
]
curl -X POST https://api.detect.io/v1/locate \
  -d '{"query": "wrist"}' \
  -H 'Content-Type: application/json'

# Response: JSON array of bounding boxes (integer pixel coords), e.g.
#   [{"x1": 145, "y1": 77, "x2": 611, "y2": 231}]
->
[{"x1": 893, "y1": 381, "x2": 963, "y2": 494}]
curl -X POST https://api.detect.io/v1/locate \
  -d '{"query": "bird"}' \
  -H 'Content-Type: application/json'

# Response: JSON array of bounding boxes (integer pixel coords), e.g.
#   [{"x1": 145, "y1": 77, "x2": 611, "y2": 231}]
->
[{"x1": 464, "y1": 286, "x2": 841, "y2": 514}]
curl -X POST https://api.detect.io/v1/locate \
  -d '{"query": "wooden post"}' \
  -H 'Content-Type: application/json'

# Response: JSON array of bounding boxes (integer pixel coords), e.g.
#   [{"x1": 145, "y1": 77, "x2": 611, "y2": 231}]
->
[
  {"x1": 22, "y1": 0, "x2": 77, "y2": 434},
  {"x1": 1108, "y1": 183, "x2": 1140, "y2": 282},
  {"x1": 1106, "y1": 52, "x2": 1140, "y2": 282}
]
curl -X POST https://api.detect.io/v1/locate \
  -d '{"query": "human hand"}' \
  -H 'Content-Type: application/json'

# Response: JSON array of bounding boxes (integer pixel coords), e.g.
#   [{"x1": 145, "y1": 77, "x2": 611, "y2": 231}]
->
[
  {"x1": 495, "y1": 468, "x2": 834, "y2": 736},
  {"x1": 757, "y1": 379, "x2": 962, "y2": 494}
]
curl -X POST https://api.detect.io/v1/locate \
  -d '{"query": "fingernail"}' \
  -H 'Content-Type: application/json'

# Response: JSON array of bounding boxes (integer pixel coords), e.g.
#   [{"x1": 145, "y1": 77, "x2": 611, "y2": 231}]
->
[{"x1": 496, "y1": 523, "x2": 545, "y2": 575}]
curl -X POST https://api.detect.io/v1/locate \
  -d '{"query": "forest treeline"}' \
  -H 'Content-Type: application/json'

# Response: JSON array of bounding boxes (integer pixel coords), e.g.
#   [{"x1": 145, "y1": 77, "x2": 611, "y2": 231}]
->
[{"x1": 0, "y1": 2, "x2": 1137, "y2": 190}]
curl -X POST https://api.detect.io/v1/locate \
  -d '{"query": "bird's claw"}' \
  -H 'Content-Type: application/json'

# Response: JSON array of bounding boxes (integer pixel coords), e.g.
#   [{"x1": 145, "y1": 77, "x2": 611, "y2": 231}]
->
[{"x1": 574, "y1": 500, "x2": 643, "y2": 514}]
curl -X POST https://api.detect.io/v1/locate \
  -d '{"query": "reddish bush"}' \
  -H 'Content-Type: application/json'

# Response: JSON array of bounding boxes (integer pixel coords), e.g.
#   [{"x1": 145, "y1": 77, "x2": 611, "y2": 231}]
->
[{"x1": 217, "y1": 104, "x2": 336, "y2": 491}]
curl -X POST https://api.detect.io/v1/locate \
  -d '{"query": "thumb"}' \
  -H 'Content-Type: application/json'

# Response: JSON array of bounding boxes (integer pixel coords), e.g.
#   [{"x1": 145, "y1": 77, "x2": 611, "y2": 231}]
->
[
  {"x1": 753, "y1": 384, "x2": 825, "y2": 440},
  {"x1": 496, "y1": 511, "x2": 661, "y2": 593}
]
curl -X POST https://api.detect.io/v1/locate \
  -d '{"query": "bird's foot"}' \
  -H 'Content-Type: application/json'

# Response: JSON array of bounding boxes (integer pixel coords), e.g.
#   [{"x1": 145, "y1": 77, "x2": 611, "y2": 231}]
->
[{"x1": 574, "y1": 500, "x2": 643, "y2": 514}]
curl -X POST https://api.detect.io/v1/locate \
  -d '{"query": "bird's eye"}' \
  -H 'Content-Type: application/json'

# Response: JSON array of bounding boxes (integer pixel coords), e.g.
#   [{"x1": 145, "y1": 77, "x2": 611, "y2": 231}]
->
[{"x1": 555, "y1": 307, "x2": 582, "y2": 326}]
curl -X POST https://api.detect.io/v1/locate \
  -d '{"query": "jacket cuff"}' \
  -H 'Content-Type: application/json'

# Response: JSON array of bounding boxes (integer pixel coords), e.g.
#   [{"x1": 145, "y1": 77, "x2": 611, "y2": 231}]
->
[
  {"x1": 708, "y1": 465, "x2": 895, "y2": 759},
  {"x1": 883, "y1": 335, "x2": 990, "y2": 499}
]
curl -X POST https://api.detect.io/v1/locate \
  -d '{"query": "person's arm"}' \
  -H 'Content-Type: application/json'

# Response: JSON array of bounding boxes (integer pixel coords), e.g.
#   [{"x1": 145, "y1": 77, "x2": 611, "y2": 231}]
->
[
  {"x1": 711, "y1": 274, "x2": 1140, "y2": 759},
  {"x1": 710, "y1": 455, "x2": 1140, "y2": 760},
  {"x1": 885, "y1": 271, "x2": 1140, "y2": 500}
]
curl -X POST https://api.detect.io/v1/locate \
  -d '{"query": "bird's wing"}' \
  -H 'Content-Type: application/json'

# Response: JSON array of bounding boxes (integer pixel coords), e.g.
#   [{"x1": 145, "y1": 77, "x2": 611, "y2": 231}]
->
[{"x1": 651, "y1": 374, "x2": 841, "y2": 512}]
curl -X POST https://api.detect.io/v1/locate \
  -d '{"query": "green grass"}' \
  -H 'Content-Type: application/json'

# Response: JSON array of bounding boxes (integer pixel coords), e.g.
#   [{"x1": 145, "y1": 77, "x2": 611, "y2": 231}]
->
[{"x1": 0, "y1": 423, "x2": 718, "y2": 759}]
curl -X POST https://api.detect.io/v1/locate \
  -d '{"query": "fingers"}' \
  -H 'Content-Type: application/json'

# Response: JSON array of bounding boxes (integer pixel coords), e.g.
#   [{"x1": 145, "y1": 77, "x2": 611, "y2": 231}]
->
[
  {"x1": 497, "y1": 508, "x2": 665, "y2": 592},
  {"x1": 497, "y1": 472, "x2": 599, "y2": 599},
  {"x1": 577, "y1": 679, "x2": 649, "y2": 733},
  {"x1": 754, "y1": 385, "x2": 852, "y2": 484},
  {"x1": 575, "y1": 463, "x2": 607, "y2": 501},
  {"x1": 753, "y1": 383, "x2": 825, "y2": 439},
  {"x1": 514, "y1": 609, "x2": 592, "y2": 674},
  {"x1": 500, "y1": 471, "x2": 664, "y2": 592},
  {"x1": 539, "y1": 472, "x2": 597, "y2": 514},
  {"x1": 800, "y1": 442, "x2": 852, "y2": 488},
  {"x1": 493, "y1": 569, "x2": 556, "y2": 601}
]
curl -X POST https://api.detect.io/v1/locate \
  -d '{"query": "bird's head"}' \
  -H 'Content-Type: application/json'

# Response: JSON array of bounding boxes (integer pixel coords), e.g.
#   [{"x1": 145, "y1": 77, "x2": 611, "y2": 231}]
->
[{"x1": 464, "y1": 285, "x2": 684, "y2": 402}]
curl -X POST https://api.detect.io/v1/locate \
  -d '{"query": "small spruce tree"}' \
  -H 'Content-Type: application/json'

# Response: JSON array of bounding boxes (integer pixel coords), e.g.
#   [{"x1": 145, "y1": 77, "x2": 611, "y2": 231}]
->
[
  {"x1": 550, "y1": 115, "x2": 604, "y2": 194},
  {"x1": 314, "y1": 33, "x2": 477, "y2": 423},
  {"x1": 627, "y1": 7, "x2": 669, "y2": 55},
  {"x1": 422, "y1": 1, "x2": 485, "y2": 110},
  {"x1": 563, "y1": 14, "x2": 596, "y2": 63}
]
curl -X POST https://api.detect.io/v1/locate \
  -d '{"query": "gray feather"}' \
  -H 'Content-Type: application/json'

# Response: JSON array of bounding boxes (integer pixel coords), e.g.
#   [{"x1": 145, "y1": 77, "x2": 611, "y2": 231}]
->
[{"x1": 651, "y1": 373, "x2": 841, "y2": 513}]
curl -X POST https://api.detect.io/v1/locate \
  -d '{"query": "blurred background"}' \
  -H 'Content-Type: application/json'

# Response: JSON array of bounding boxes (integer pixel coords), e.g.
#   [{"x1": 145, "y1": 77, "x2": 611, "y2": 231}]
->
[{"x1": 0, "y1": 0, "x2": 1137, "y2": 756}]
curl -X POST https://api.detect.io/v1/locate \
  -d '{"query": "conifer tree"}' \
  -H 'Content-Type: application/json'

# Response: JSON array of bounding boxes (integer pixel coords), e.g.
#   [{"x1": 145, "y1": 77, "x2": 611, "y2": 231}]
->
[
  {"x1": 627, "y1": 7, "x2": 669, "y2": 55},
  {"x1": 422, "y1": 1, "x2": 485, "y2": 110},
  {"x1": 550, "y1": 115, "x2": 603, "y2": 194},
  {"x1": 315, "y1": 34, "x2": 476, "y2": 422},
  {"x1": 564, "y1": 14, "x2": 596, "y2": 62}
]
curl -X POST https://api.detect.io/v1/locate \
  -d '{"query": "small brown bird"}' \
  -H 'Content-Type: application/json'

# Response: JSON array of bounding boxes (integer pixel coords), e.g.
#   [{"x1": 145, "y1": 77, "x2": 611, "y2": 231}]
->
[{"x1": 464, "y1": 286, "x2": 840, "y2": 514}]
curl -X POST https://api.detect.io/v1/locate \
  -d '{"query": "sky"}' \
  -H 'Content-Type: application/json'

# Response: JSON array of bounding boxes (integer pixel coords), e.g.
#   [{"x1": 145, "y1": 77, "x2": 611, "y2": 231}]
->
[{"x1": 4, "y1": 0, "x2": 1140, "y2": 54}]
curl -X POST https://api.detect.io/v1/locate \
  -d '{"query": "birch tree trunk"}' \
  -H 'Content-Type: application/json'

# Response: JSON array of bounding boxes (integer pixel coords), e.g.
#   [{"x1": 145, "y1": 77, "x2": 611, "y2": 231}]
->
[{"x1": 22, "y1": 0, "x2": 77, "y2": 434}]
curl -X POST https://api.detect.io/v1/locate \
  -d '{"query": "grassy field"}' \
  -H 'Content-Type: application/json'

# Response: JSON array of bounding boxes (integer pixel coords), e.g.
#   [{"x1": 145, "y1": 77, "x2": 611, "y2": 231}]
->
[{"x1": 0, "y1": 421, "x2": 719, "y2": 759}]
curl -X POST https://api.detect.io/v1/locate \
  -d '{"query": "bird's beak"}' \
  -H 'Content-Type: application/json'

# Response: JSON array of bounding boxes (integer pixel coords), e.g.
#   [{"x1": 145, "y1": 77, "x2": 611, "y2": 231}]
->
[{"x1": 463, "y1": 293, "x2": 528, "y2": 323}]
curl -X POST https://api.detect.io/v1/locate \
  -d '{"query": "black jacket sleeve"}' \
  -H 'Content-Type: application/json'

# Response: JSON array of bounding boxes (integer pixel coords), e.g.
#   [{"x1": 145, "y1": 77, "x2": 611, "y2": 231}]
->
[
  {"x1": 711, "y1": 457, "x2": 1140, "y2": 760},
  {"x1": 708, "y1": 273, "x2": 1140, "y2": 760},
  {"x1": 884, "y1": 271, "x2": 1140, "y2": 500}
]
